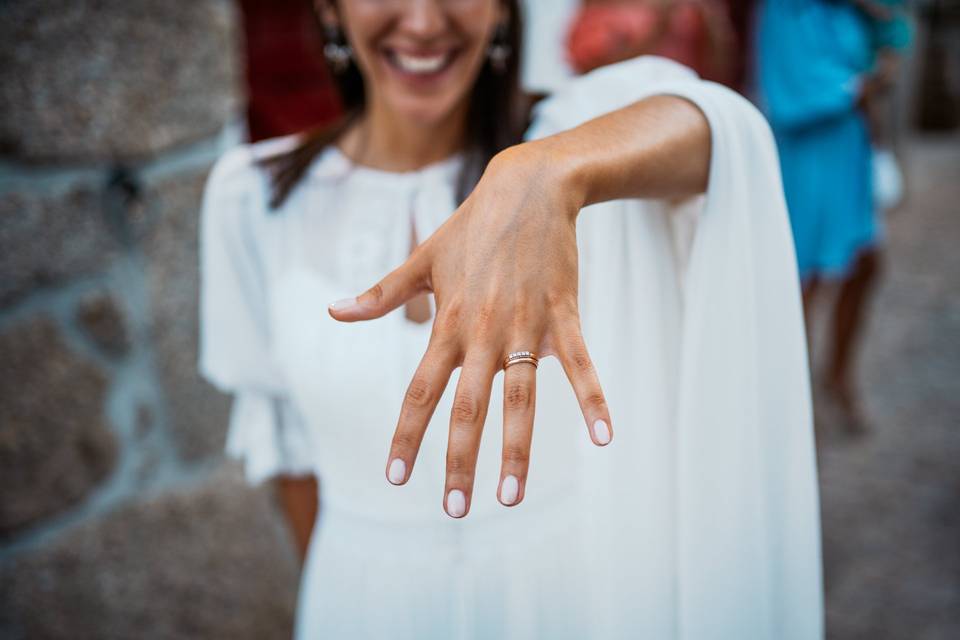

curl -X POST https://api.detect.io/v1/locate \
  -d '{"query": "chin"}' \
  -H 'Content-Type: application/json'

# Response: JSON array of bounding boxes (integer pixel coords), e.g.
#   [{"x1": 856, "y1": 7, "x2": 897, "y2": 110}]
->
[{"x1": 391, "y1": 94, "x2": 466, "y2": 129}]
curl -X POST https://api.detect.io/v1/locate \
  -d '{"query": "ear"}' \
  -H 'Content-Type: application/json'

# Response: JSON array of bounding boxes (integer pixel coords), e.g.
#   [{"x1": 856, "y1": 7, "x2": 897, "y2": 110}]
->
[{"x1": 316, "y1": 0, "x2": 340, "y2": 29}]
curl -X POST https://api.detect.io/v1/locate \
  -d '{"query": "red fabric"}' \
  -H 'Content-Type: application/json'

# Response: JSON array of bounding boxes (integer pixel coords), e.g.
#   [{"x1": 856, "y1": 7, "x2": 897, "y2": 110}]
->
[{"x1": 237, "y1": 0, "x2": 342, "y2": 142}]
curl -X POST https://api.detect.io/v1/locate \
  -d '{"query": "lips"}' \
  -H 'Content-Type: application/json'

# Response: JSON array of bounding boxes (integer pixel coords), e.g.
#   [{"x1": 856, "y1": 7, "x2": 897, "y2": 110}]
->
[{"x1": 384, "y1": 48, "x2": 458, "y2": 77}]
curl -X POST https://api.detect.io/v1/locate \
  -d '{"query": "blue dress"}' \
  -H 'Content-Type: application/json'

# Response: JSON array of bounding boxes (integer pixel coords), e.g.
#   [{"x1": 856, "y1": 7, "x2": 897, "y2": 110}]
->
[{"x1": 756, "y1": 0, "x2": 876, "y2": 280}]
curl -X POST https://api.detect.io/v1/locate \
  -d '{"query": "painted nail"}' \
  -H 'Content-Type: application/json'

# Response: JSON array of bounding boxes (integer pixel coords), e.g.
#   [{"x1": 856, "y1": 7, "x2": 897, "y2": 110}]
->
[
  {"x1": 500, "y1": 475, "x2": 519, "y2": 505},
  {"x1": 387, "y1": 458, "x2": 406, "y2": 485},
  {"x1": 592, "y1": 419, "x2": 611, "y2": 445},
  {"x1": 329, "y1": 297, "x2": 357, "y2": 310},
  {"x1": 446, "y1": 489, "x2": 466, "y2": 518}
]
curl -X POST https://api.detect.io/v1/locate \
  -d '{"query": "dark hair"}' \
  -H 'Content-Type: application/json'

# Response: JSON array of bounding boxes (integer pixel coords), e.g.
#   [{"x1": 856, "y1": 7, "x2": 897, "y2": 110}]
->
[{"x1": 265, "y1": 0, "x2": 529, "y2": 210}]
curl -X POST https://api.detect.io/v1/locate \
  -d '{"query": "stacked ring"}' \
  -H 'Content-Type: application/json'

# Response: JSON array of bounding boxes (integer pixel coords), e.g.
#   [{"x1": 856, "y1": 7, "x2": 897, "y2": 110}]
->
[{"x1": 503, "y1": 351, "x2": 539, "y2": 369}]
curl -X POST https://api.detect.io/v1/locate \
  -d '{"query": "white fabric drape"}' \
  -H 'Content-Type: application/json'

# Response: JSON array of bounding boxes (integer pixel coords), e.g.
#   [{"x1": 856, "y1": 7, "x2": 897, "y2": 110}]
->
[{"x1": 525, "y1": 58, "x2": 822, "y2": 638}]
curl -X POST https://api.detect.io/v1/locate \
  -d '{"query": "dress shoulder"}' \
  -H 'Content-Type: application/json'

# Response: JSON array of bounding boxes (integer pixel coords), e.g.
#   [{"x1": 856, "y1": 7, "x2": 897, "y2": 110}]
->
[{"x1": 204, "y1": 134, "x2": 303, "y2": 211}]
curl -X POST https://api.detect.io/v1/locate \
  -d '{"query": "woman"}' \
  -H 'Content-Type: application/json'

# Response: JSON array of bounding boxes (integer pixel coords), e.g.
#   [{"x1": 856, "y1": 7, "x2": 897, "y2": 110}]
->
[
  {"x1": 200, "y1": 0, "x2": 823, "y2": 637},
  {"x1": 755, "y1": 0, "x2": 907, "y2": 432}
]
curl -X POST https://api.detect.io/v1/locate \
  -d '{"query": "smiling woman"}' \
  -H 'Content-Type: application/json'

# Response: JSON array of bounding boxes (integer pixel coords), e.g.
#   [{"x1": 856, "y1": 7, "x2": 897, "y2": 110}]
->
[{"x1": 199, "y1": 0, "x2": 823, "y2": 638}]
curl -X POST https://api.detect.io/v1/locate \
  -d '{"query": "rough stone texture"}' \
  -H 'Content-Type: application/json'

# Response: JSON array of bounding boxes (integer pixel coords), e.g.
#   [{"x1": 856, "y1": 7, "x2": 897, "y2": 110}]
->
[
  {"x1": 816, "y1": 135, "x2": 960, "y2": 640},
  {"x1": 0, "y1": 0, "x2": 239, "y2": 162},
  {"x1": 0, "y1": 317, "x2": 117, "y2": 535},
  {"x1": 75, "y1": 291, "x2": 130, "y2": 358},
  {"x1": 0, "y1": 466, "x2": 299, "y2": 640},
  {"x1": 0, "y1": 185, "x2": 120, "y2": 308},
  {"x1": 143, "y1": 168, "x2": 230, "y2": 462}
]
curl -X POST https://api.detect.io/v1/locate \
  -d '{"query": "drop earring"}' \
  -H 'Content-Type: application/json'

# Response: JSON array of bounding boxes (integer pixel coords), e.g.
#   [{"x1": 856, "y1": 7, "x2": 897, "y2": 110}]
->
[
  {"x1": 323, "y1": 24, "x2": 353, "y2": 73},
  {"x1": 487, "y1": 23, "x2": 511, "y2": 73}
]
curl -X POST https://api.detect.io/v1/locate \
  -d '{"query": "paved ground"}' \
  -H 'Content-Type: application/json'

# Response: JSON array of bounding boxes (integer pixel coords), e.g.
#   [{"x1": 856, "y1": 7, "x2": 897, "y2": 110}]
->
[{"x1": 812, "y1": 134, "x2": 960, "y2": 639}]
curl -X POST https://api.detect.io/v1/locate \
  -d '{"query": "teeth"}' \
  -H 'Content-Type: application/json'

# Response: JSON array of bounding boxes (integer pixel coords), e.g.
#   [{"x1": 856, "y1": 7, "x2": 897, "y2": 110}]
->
[{"x1": 394, "y1": 52, "x2": 448, "y2": 74}]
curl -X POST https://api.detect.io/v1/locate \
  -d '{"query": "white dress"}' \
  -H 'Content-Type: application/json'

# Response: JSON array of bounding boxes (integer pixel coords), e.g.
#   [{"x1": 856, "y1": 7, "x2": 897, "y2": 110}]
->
[{"x1": 199, "y1": 57, "x2": 824, "y2": 639}]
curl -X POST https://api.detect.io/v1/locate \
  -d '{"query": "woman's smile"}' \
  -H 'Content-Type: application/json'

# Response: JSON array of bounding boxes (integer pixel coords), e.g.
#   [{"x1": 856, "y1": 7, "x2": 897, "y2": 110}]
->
[
  {"x1": 381, "y1": 46, "x2": 462, "y2": 87},
  {"x1": 328, "y1": 0, "x2": 503, "y2": 131}
]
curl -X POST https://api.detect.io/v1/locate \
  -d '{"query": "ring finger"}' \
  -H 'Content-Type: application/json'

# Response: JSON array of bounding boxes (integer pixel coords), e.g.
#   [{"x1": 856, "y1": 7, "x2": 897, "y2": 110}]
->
[{"x1": 499, "y1": 348, "x2": 538, "y2": 507}]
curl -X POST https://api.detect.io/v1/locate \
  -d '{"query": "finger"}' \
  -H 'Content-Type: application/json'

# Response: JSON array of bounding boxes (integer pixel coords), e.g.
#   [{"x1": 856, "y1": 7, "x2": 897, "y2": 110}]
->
[
  {"x1": 385, "y1": 342, "x2": 457, "y2": 486},
  {"x1": 444, "y1": 351, "x2": 498, "y2": 518},
  {"x1": 554, "y1": 322, "x2": 613, "y2": 447},
  {"x1": 499, "y1": 353, "x2": 537, "y2": 507},
  {"x1": 328, "y1": 249, "x2": 431, "y2": 322}
]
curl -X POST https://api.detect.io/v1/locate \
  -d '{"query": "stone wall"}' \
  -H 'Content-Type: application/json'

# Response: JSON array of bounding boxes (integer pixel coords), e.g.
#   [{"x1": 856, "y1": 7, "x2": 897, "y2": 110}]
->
[{"x1": 0, "y1": 2, "x2": 299, "y2": 638}]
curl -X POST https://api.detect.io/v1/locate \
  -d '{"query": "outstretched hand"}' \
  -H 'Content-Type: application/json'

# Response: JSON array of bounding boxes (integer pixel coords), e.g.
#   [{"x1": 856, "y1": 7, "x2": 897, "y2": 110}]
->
[
  {"x1": 328, "y1": 142, "x2": 613, "y2": 518},
  {"x1": 328, "y1": 93, "x2": 712, "y2": 518}
]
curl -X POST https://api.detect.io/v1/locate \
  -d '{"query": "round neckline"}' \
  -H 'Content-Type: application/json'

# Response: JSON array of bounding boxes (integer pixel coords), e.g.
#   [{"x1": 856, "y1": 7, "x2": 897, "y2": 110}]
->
[{"x1": 312, "y1": 144, "x2": 464, "y2": 186}]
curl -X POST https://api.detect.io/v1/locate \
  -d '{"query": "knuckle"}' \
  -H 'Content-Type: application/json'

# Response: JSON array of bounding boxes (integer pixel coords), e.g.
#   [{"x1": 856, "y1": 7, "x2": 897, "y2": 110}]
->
[
  {"x1": 478, "y1": 300, "x2": 497, "y2": 325},
  {"x1": 585, "y1": 390, "x2": 607, "y2": 412},
  {"x1": 452, "y1": 393, "x2": 481, "y2": 424},
  {"x1": 568, "y1": 344, "x2": 593, "y2": 372},
  {"x1": 404, "y1": 377, "x2": 434, "y2": 410},
  {"x1": 366, "y1": 282, "x2": 385, "y2": 304},
  {"x1": 505, "y1": 382, "x2": 532, "y2": 411},
  {"x1": 502, "y1": 444, "x2": 530, "y2": 466},
  {"x1": 391, "y1": 431, "x2": 420, "y2": 452},
  {"x1": 446, "y1": 453, "x2": 472, "y2": 474},
  {"x1": 546, "y1": 290, "x2": 578, "y2": 316},
  {"x1": 435, "y1": 304, "x2": 463, "y2": 335},
  {"x1": 473, "y1": 300, "x2": 499, "y2": 336}
]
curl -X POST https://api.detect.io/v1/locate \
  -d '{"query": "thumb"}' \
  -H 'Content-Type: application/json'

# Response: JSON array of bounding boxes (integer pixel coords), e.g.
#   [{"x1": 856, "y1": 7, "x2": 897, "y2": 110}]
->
[{"x1": 328, "y1": 253, "x2": 430, "y2": 322}]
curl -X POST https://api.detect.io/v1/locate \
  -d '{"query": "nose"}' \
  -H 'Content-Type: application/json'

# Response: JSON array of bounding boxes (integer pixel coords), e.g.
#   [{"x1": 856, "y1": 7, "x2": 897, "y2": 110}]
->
[{"x1": 398, "y1": 0, "x2": 447, "y2": 40}]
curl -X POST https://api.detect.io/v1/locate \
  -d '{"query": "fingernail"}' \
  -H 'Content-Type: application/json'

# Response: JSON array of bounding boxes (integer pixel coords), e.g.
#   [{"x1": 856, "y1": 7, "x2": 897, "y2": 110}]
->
[
  {"x1": 446, "y1": 489, "x2": 466, "y2": 518},
  {"x1": 387, "y1": 458, "x2": 406, "y2": 485},
  {"x1": 329, "y1": 297, "x2": 357, "y2": 310},
  {"x1": 500, "y1": 475, "x2": 519, "y2": 505},
  {"x1": 592, "y1": 419, "x2": 612, "y2": 445}
]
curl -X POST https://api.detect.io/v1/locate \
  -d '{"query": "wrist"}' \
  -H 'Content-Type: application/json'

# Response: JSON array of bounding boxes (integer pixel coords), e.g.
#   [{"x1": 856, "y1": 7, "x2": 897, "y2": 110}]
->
[{"x1": 491, "y1": 137, "x2": 590, "y2": 221}]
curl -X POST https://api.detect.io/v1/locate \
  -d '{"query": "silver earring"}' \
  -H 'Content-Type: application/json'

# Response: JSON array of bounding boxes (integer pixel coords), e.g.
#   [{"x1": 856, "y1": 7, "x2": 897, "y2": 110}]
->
[
  {"x1": 323, "y1": 24, "x2": 353, "y2": 73},
  {"x1": 487, "y1": 23, "x2": 511, "y2": 73}
]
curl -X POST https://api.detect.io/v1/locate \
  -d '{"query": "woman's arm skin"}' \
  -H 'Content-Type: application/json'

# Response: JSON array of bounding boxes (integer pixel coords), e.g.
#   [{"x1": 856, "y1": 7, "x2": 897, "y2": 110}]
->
[
  {"x1": 277, "y1": 475, "x2": 319, "y2": 560},
  {"x1": 545, "y1": 94, "x2": 710, "y2": 206},
  {"x1": 329, "y1": 94, "x2": 711, "y2": 518}
]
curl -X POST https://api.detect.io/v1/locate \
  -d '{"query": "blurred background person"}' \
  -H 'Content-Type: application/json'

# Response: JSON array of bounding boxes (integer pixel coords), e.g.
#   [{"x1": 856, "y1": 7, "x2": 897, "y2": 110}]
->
[
  {"x1": 565, "y1": 0, "x2": 737, "y2": 85},
  {"x1": 755, "y1": 0, "x2": 912, "y2": 433}
]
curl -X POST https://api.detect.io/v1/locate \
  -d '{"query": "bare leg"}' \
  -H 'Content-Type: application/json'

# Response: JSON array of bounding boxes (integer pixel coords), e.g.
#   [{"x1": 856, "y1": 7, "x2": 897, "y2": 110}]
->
[
  {"x1": 826, "y1": 248, "x2": 882, "y2": 432},
  {"x1": 802, "y1": 275, "x2": 821, "y2": 354},
  {"x1": 801, "y1": 276, "x2": 827, "y2": 432},
  {"x1": 277, "y1": 475, "x2": 319, "y2": 562}
]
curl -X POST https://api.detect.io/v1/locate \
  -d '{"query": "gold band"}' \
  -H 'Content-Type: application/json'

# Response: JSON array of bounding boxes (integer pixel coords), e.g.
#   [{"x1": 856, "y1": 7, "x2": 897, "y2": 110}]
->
[{"x1": 503, "y1": 351, "x2": 539, "y2": 369}]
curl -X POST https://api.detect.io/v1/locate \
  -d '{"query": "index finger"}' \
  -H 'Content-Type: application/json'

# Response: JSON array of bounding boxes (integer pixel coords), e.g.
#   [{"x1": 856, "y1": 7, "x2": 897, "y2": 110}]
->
[{"x1": 385, "y1": 340, "x2": 457, "y2": 485}]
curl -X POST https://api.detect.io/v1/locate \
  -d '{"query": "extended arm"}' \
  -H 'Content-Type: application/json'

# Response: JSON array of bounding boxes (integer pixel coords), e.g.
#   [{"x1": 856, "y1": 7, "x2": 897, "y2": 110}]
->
[{"x1": 525, "y1": 93, "x2": 710, "y2": 207}]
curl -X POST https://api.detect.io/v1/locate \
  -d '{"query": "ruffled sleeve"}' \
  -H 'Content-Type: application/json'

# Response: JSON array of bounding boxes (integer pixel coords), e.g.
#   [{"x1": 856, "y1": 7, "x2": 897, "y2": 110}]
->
[
  {"x1": 199, "y1": 146, "x2": 314, "y2": 483},
  {"x1": 530, "y1": 57, "x2": 824, "y2": 636}
]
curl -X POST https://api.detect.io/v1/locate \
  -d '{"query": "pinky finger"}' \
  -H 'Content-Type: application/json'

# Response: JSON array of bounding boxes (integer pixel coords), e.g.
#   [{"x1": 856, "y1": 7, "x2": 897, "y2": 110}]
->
[{"x1": 554, "y1": 327, "x2": 613, "y2": 446}]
